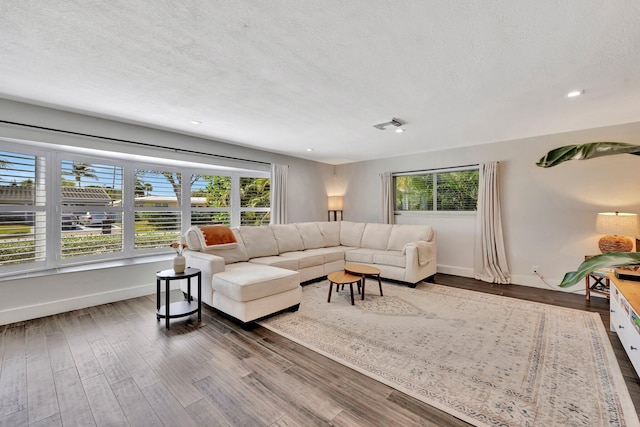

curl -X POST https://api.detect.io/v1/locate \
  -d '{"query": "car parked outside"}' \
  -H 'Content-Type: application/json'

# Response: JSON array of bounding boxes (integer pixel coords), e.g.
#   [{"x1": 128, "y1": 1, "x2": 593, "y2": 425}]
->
[
  {"x1": 78, "y1": 212, "x2": 110, "y2": 226},
  {"x1": 61, "y1": 213, "x2": 78, "y2": 230}
]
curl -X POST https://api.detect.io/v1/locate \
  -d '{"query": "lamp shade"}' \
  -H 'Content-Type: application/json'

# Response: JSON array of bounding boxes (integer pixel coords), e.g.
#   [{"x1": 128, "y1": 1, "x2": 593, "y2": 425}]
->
[
  {"x1": 328, "y1": 196, "x2": 344, "y2": 210},
  {"x1": 595, "y1": 212, "x2": 639, "y2": 252},
  {"x1": 595, "y1": 212, "x2": 639, "y2": 236}
]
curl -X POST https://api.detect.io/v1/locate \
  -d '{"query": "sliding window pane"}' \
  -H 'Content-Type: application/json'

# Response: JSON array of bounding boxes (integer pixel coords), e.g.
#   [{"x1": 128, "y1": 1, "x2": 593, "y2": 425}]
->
[
  {"x1": 394, "y1": 175, "x2": 433, "y2": 211},
  {"x1": 239, "y1": 176, "x2": 270, "y2": 226},
  {"x1": 436, "y1": 170, "x2": 479, "y2": 211}
]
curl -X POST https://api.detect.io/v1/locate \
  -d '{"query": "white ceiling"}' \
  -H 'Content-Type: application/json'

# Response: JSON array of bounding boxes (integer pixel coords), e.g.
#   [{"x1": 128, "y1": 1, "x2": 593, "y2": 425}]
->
[{"x1": 1, "y1": 1, "x2": 640, "y2": 165}]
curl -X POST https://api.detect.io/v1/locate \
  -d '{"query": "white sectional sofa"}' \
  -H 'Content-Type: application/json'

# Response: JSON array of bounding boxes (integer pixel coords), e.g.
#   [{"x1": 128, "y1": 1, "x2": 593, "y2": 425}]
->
[{"x1": 181, "y1": 221, "x2": 436, "y2": 324}]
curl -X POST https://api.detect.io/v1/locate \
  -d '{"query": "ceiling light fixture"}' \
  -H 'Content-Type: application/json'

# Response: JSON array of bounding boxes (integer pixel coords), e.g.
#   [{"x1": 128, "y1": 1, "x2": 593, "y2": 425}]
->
[
  {"x1": 190, "y1": 120, "x2": 202, "y2": 125},
  {"x1": 373, "y1": 118, "x2": 404, "y2": 131},
  {"x1": 306, "y1": 148, "x2": 314, "y2": 152},
  {"x1": 395, "y1": 128, "x2": 406, "y2": 133},
  {"x1": 566, "y1": 90, "x2": 584, "y2": 98}
]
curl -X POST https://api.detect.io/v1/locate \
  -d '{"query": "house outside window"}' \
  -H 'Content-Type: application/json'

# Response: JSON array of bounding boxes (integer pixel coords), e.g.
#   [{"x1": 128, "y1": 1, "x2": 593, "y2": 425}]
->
[{"x1": 394, "y1": 166, "x2": 479, "y2": 212}]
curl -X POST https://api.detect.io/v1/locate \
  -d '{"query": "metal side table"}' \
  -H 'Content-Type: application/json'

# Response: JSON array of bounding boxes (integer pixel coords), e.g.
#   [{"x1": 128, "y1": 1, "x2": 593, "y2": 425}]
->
[{"x1": 156, "y1": 267, "x2": 202, "y2": 329}]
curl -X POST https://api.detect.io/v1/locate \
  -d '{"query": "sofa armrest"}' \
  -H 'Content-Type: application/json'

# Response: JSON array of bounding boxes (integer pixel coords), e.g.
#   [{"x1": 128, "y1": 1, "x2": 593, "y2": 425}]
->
[
  {"x1": 185, "y1": 250, "x2": 225, "y2": 278},
  {"x1": 403, "y1": 241, "x2": 436, "y2": 267}
]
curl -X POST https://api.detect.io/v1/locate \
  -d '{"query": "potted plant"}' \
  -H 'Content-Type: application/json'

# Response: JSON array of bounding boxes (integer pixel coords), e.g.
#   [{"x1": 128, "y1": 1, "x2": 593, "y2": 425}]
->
[{"x1": 536, "y1": 142, "x2": 640, "y2": 287}]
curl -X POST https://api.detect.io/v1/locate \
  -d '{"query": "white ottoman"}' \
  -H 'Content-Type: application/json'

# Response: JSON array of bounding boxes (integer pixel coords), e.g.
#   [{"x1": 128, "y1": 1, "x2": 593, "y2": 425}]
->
[{"x1": 212, "y1": 263, "x2": 301, "y2": 324}]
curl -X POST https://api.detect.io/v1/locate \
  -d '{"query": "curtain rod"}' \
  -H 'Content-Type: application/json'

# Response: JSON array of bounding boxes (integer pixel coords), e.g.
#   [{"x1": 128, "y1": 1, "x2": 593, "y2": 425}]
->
[{"x1": 0, "y1": 119, "x2": 271, "y2": 166}]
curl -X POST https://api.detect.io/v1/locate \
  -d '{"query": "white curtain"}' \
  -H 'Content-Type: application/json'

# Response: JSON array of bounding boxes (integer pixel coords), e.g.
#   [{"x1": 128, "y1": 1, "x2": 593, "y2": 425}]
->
[
  {"x1": 473, "y1": 162, "x2": 510, "y2": 284},
  {"x1": 380, "y1": 172, "x2": 395, "y2": 224},
  {"x1": 270, "y1": 163, "x2": 288, "y2": 225}
]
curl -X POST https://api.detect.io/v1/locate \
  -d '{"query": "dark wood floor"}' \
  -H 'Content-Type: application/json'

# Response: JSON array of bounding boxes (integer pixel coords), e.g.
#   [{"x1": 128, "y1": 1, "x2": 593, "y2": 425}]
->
[{"x1": 0, "y1": 274, "x2": 638, "y2": 426}]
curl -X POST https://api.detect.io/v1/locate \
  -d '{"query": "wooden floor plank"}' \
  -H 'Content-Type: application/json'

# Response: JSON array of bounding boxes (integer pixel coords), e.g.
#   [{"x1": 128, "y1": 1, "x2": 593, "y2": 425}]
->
[
  {"x1": 45, "y1": 332, "x2": 74, "y2": 374},
  {"x1": 82, "y1": 374, "x2": 128, "y2": 427},
  {"x1": 111, "y1": 377, "x2": 162, "y2": 427},
  {"x1": 0, "y1": 325, "x2": 27, "y2": 418},
  {"x1": 25, "y1": 325, "x2": 58, "y2": 424},
  {"x1": 140, "y1": 382, "x2": 198, "y2": 427},
  {"x1": 29, "y1": 413, "x2": 62, "y2": 427},
  {"x1": 89, "y1": 337, "x2": 131, "y2": 386},
  {"x1": 56, "y1": 312, "x2": 103, "y2": 381},
  {"x1": 53, "y1": 367, "x2": 96, "y2": 427}
]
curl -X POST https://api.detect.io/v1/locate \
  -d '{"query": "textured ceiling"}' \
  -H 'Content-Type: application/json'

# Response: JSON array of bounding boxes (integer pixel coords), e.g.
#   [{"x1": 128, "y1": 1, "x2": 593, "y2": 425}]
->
[{"x1": 1, "y1": 1, "x2": 640, "y2": 164}]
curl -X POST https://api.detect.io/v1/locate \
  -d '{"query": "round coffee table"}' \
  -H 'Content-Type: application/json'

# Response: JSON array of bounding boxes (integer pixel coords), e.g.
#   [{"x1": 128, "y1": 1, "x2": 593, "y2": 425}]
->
[
  {"x1": 344, "y1": 263, "x2": 383, "y2": 299},
  {"x1": 327, "y1": 271, "x2": 362, "y2": 305}
]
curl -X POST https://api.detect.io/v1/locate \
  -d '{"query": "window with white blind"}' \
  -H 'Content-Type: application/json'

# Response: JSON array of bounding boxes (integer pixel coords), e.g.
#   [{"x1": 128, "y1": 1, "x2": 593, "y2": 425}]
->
[
  {"x1": 134, "y1": 169, "x2": 183, "y2": 251},
  {"x1": 0, "y1": 138, "x2": 270, "y2": 276},
  {"x1": 240, "y1": 176, "x2": 271, "y2": 226},
  {"x1": 60, "y1": 159, "x2": 123, "y2": 260},
  {"x1": 0, "y1": 149, "x2": 46, "y2": 270},
  {"x1": 190, "y1": 174, "x2": 232, "y2": 226},
  {"x1": 394, "y1": 167, "x2": 479, "y2": 212}
]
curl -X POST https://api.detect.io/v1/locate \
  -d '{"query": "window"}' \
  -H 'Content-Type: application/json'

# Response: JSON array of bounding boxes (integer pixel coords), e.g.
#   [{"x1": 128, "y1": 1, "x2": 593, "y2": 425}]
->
[
  {"x1": 394, "y1": 167, "x2": 478, "y2": 212},
  {"x1": 134, "y1": 169, "x2": 183, "y2": 251},
  {"x1": 60, "y1": 159, "x2": 123, "y2": 260},
  {"x1": 190, "y1": 174, "x2": 231, "y2": 226},
  {"x1": 0, "y1": 138, "x2": 270, "y2": 276},
  {"x1": 0, "y1": 149, "x2": 46, "y2": 270},
  {"x1": 240, "y1": 176, "x2": 271, "y2": 226}
]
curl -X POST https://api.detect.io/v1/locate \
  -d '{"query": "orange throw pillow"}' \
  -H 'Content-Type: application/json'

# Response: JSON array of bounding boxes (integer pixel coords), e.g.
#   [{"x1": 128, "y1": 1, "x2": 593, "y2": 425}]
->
[{"x1": 197, "y1": 225, "x2": 237, "y2": 246}]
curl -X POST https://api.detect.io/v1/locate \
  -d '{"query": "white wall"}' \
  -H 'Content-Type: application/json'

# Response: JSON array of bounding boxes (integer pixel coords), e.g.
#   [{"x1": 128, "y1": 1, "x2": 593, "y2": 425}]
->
[
  {"x1": 0, "y1": 98, "x2": 334, "y2": 325},
  {"x1": 338, "y1": 121, "x2": 640, "y2": 290}
]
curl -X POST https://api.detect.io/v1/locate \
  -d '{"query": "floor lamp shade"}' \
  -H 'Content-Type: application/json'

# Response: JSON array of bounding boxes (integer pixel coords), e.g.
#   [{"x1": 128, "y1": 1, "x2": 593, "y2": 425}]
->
[
  {"x1": 328, "y1": 196, "x2": 343, "y2": 221},
  {"x1": 595, "y1": 212, "x2": 639, "y2": 252}
]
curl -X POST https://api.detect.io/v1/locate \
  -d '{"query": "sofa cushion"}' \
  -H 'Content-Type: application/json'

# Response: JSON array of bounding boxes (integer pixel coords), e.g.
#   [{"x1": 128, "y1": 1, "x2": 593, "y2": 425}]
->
[
  {"x1": 361, "y1": 223, "x2": 393, "y2": 250},
  {"x1": 295, "y1": 222, "x2": 324, "y2": 249},
  {"x1": 271, "y1": 224, "x2": 304, "y2": 253},
  {"x1": 372, "y1": 251, "x2": 406, "y2": 268},
  {"x1": 248, "y1": 256, "x2": 298, "y2": 270},
  {"x1": 305, "y1": 247, "x2": 348, "y2": 264},
  {"x1": 213, "y1": 263, "x2": 299, "y2": 302},
  {"x1": 344, "y1": 248, "x2": 378, "y2": 264},
  {"x1": 239, "y1": 226, "x2": 279, "y2": 259},
  {"x1": 387, "y1": 224, "x2": 434, "y2": 251},
  {"x1": 198, "y1": 228, "x2": 249, "y2": 264},
  {"x1": 317, "y1": 221, "x2": 341, "y2": 247},
  {"x1": 340, "y1": 221, "x2": 366, "y2": 247},
  {"x1": 279, "y1": 251, "x2": 325, "y2": 269}
]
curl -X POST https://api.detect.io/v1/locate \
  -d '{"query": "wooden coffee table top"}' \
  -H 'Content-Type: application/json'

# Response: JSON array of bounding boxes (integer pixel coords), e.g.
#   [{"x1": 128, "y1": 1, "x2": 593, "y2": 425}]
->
[
  {"x1": 344, "y1": 264, "x2": 381, "y2": 276},
  {"x1": 327, "y1": 271, "x2": 361, "y2": 284}
]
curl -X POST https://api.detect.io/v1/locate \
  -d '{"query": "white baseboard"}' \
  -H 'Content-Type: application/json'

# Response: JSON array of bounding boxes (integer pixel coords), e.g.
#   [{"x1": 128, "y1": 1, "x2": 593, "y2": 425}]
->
[{"x1": 0, "y1": 283, "x2": 159, "y2": 326}]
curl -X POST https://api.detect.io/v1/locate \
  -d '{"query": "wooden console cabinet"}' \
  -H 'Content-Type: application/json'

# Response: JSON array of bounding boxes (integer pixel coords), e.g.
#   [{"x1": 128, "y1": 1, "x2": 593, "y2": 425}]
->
[{"x1": 610, "y1": 274, "x2": 640, "y2": 376}]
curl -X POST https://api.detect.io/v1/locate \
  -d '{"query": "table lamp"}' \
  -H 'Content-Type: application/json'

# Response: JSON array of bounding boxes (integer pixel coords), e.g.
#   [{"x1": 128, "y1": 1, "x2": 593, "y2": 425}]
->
[{"x1": 595, "y1": 212, "x2": 639, "y2": 252}]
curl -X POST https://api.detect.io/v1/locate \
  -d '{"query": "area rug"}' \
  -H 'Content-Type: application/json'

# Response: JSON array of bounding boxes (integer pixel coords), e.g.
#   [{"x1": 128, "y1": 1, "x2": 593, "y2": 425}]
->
[{"x1": 258, "y1": 281, "x2": 639, "y2": 427}]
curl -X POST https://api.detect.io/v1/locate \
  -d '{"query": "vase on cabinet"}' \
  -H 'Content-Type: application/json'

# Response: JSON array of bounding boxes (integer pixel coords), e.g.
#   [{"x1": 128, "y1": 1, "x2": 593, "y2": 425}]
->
[{"x1": 173, "y1": 254, "x2": 186, "y2": 274}]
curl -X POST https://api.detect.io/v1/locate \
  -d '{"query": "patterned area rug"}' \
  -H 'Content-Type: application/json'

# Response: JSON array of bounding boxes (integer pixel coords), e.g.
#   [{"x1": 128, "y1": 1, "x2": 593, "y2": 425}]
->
[{"x1": 258, "y1": 281, "x2": 639, "y2": 427}]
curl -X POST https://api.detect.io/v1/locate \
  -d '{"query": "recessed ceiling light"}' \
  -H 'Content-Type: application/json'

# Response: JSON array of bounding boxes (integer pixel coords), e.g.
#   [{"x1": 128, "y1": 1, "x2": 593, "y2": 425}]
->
[
  {"x1": 190, "y1": 120, "x2": 202, "y2": 125},
  {"x1": 306, "y1": 148, "x2": 314, "y2": 152},
  {"x1": 395, "y1": 128, "x2": 406, "y2": 133},
  {"x1": 566, "y1": 90, "x2": 584, "y2": 98}
]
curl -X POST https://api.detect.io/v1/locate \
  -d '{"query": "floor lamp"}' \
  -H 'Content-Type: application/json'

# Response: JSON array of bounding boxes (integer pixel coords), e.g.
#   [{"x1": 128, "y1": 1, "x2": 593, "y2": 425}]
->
[{"x1": 328, "y1": 196, "x2": 343, "y2": 221}]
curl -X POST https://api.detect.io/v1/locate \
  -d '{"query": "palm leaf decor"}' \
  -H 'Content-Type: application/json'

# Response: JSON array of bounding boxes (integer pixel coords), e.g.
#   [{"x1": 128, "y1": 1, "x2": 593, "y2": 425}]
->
[
  {"x1": 536, "y1": 142, "x2": 640, "y2": 168},
  {"x1": 559, "y1": 252, "x2": 640, "y2": 288}
]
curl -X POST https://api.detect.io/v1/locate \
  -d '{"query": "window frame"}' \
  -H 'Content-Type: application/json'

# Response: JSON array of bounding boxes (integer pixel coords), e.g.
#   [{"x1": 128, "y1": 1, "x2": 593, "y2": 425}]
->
[
  {"x1": 0, "y1": 137, "x2": 270, "y2": 276},
  {"x1": 393, "y1": 165, "x2": 479, "y2": 215}
]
